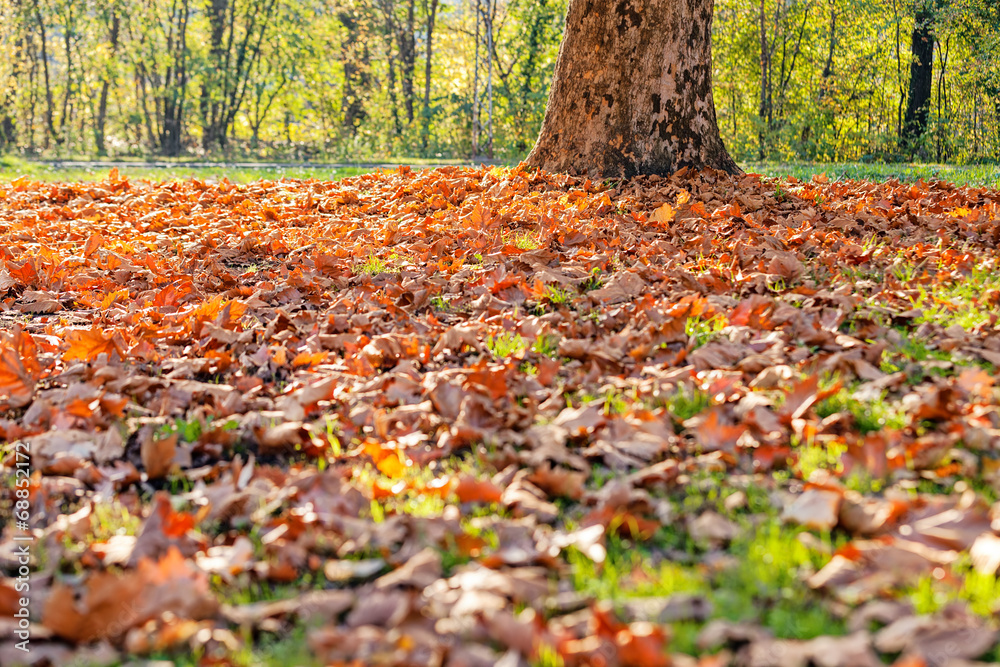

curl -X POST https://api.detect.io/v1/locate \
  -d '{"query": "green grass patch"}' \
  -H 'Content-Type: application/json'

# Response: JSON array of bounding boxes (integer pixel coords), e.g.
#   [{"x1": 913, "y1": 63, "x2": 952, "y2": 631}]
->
[
  {"x1": 746, "y1": 160, "x2": 1000, "y2": 189},
  {"x1": 685, "y1": 314, "x2": 727, "y2": 348},
  {"x1": 910, "y1": 268, "x2": 1000, "y2": 331},
  {"x1": 354, "y1": 253, "x2": 408, "y2": 276},
  {"x1": 544, "y1": 285, "x2": 573, "y2": 305},
  {"x1": 532, "y1": 334, "x2": 561, "y2": 358},
  {"x1": 566, "y1": 516, "x2": 845, "y2": 655},
  {"x1": 815, "y1": 387, "x2": 906, "y2": 434},
  {"x1": 794, "y1": 437, "x2": 849, "y2": 479},
  {"x1": 661, "y1": 385, "x2": 711, "y2": 422},
  {"x1": 0, "y1": 156, "x2": 375, "y2": 184},
  {"x1": 487, "y1": 331, "x2": 529, "y2": 358}
]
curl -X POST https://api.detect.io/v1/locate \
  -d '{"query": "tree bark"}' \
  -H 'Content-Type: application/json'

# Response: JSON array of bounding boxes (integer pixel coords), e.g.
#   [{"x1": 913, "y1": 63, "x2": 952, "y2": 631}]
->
[
  {"x1": 31, "y1": 0, "x2": 55, "y2": 149},
  {"x1": 200, "y1": 0, "x2": 228, "y2": 151},
  {"x1": 397, "y1": 0, "x2": 417, "y2": 124},
  {"x1": 339, "y1": 10, "x2": 371, "y2": 135},
  {"x1": 901, "y1": 0, "x2": 934, "y2": 151},
  {"x1": 526, "y1": 0, "x2": 738, "y2": 177},
  {"x1": 95, "y1": 9, "x2": 120, "y2": 156},
  {"x1": 420, "y1": 0, "x2": 439, "y2": 152},
  {"x1": 378, "y1": 0, "x2": 402, "y2": 136},
  {"x1": 58, "y1": 1, "x2": 74, "y2": 145},
  {"x1": 757, "y1": 0, "x2": 769, "y2": 160}
]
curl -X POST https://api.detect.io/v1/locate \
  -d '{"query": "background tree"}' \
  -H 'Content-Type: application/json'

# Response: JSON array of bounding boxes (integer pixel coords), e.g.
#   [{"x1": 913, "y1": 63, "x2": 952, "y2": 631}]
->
[
  {"x1": 0, "y1": 0, "x2": 995, "y2": 161},
  {"x1": 901, "y1": 0, "x2": 937, "y2": 154},
  {"x1": 199, "y1": 0, "x2": 280, "y2": 150}
]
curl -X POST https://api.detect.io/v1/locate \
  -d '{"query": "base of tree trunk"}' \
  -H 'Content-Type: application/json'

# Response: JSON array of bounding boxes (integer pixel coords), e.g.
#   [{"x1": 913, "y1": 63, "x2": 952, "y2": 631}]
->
[{"x1": 526, "y1": 0, "x2": 740, "y2": 178}]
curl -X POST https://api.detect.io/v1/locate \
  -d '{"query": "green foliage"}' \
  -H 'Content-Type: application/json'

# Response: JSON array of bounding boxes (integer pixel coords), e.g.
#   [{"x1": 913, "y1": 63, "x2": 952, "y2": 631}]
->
[
  {"x1": 581, "y1": 268, "x2": 605, "y2": 292},
  {"x1": 157, "y1": 416, "x2": 238, "y2": 442},
  {"x1": 566, "y1": 517, "x2": 846, "y2": 655},
  {"x1": 910, "y1": 268, "x2": 1000, "y2": 331},
  {"x1": 1, "y1": 0, "x2": 997, "y2": 163},
  {"x1": 815, "y1": 388, "x2": 906, "y2": 434},
  {"x1": 544, "y1": 284, "x2": 573, "y2": 305},
  {"x1": 531, "y1": 334, "x2": 560, "y2": 358},
  {"x1": 355, "y1": 254, "x2": 398, "y2": 276},
  {"x1": 685, "y1": 314, "x2": 727, "y2": 348},
  {"x1": 487, "y1": 331, "x2": 528, "y2": 358},
  {"x1": 662, "y1": 385, "x2": 712, "y2": 422}
]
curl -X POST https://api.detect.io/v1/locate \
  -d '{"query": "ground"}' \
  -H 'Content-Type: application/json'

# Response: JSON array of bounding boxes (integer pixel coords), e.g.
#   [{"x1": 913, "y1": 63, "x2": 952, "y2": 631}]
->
[{"x1": 1, "y1": 162, "x2": 1000, "y2": 666}]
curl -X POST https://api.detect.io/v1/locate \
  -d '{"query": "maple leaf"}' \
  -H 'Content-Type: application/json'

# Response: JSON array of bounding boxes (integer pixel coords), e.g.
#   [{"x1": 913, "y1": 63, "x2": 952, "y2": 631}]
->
[
  {"x1": 63, "y1": 326, "x2": 122, "y2": 362},
  {"x1": 0, "y1": 327, "x2": 38, "y2": 408}
]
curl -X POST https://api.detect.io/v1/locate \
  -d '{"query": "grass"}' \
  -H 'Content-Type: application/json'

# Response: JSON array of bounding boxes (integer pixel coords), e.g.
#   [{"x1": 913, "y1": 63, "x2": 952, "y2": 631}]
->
[
  {"x1": 910, "y1": 268, "x2": 1000, "y2": 331},
  {"x1": 88, "y1": 501, "x2": 142, "y2": 543},
  {"x1": 566, "y1": 497, "x2": 845, "y2": 656},
  {"x1": 745, "y1": 160, "x2": 1000, "y2": 188},
  {"x1": 544, "y1": 284, "x2": 573, "y2": 305},
  {"x1": 532, "y1": 334, "x2": 561, "y2": 358},
  {"x1": 814, "y1": 387, "x2": 907, "y2": 434},
  {"x1": 354, "y1": 253, "x2": 405, "y2": 276},
  {"x1": 0, "y1": 155, "x2": 374, "y2": 184},
  {"x1": 581, "y1": 268, "x2": 605, "y2": 292},
  {"x1": 156, "y1": 416, "x2": 239, "y2": 442},
  {"x1": 685, "y1": 314, "x2": 727, "y2": 348},
  {"x1": 661, "y1": 385, "x2": 712, "y2": 422},
  {"x1": 794, "y1": 437, "x2": 849, "y2": 479},
  {"x1": 487, "y1": 331, "x2": 529, "y2": 358},
  {"x1": 5, "y1": 156, "x2": 997, "y2": 189},
  {"x1": 503, "y1": 229, "x2": 541, "y2": 250},
  {"x1": 900, "y1": 561, "x2": 1000, "y2": 662},
  {"x1": 577, "y1": 388, "x2": 631, "y2": 415}
]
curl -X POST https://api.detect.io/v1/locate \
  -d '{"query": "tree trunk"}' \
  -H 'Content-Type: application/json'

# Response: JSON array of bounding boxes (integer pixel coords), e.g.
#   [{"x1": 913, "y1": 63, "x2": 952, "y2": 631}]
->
[
  {"x1": 378, "y1": 0, "x2": 402, "y2": 136},
  {"x1": 821, "y1": 0, "x2": 836, "y2": 82},
  {"x1": 95, "y1": 10, "x2": 120, "y2": 156},
  {"x1": 31, "y1": 0, "x2": 55, "y2": 149},
  {"x1": 58, "y1": 1, "x2": 73, "y2": 145},
  {"x1": 339, "y1": 11, "x2": 370, "y2": 135},
  {"x1": 420, "y1": 0, "x2": 439, "y2": 152},
  {"x1": 757, "y1": 0, "x2": 769, "y2": 161},
  {"x1": 397, "y1": 0, "x2": 417, "y2": 125},
  {"x1": 902, "y1": 0, "x2": 934, "y2": 151},
  {"x1": 526, "y1": 0, "x2": 738, "y2": 177},
  {"x1": 201, "y1": 0, "x2": 228, "y2": 151}
]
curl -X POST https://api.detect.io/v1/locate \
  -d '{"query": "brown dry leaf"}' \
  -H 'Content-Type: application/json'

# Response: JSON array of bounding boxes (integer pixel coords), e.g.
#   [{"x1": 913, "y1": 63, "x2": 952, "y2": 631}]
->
[
  {"x1": 688, "y1": 511, "x2": 739, "y2": 547},
  {"x1": 590, "y1": 272, "x2": 646, "y2": 303},
  {"x1": 527, "y1": 464, "x2": 587, "y2": 500},
  {"x1": 43, "y1": 547, "x2": 216, "y2": 642},
  {"x1": 782, "y1": 487, "x2": 843, "y2": 532},
  {"x1": 779, "y1": 374, "x2": 824, "y2": 423},
  {"x1": 141, "y1": 431, "x2": 177, "y2": 480},
  {"x1": 9, "y1": 166, "x2": 1000, "y2": 663},
  {"x1": 375, "y1": 547, "x2": 442, "y2": 589}
]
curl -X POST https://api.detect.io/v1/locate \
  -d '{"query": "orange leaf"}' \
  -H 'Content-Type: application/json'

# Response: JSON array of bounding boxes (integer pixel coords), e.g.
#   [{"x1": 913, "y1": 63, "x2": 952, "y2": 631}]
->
[
  {"x1": 649, "y1": 203, "x2": 675, "y2": 224},
  {"x1": 292, "y1": 350, "x2": 327, "y2": 368},
  {"x1": 362, "y1": 440, "x2": 407, "y2": 479},
  {"x1": 0, "y1": 326, "x2": 38, "y2": 408},
  {"x1": 616, "y1": 623, "x2": 671, "y2": 667},
  {"x1": 63, "y1": 326, "x2": 121, "y2": 362},
  {"x1": 83, "y1": 232, "x2": 104, "y2": 257},
  {"x1": 454, "y1": 476, "x2": 503, "y2": 504}
]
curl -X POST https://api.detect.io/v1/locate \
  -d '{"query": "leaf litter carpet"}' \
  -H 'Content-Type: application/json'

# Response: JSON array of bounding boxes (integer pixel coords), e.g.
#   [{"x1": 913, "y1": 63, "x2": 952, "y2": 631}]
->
[{"x1": 2, "y1": 165, "x2": 1000, "y2": 665}]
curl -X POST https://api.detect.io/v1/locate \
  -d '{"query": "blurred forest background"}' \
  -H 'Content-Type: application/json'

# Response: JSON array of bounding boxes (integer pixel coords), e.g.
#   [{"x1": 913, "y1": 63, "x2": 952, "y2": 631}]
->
[{"x1": 0, "y1": 0, "x2": 997, "y2": 164}]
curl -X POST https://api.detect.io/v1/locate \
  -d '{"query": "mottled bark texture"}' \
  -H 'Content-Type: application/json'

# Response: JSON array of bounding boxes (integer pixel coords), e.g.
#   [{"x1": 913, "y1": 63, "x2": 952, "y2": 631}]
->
[
  {"x1": 526, "y1": 0, "x2": 739, "y2": 177},
  {"x1": 902, "y1": 0, "x2": 935, "y2": 151}
]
